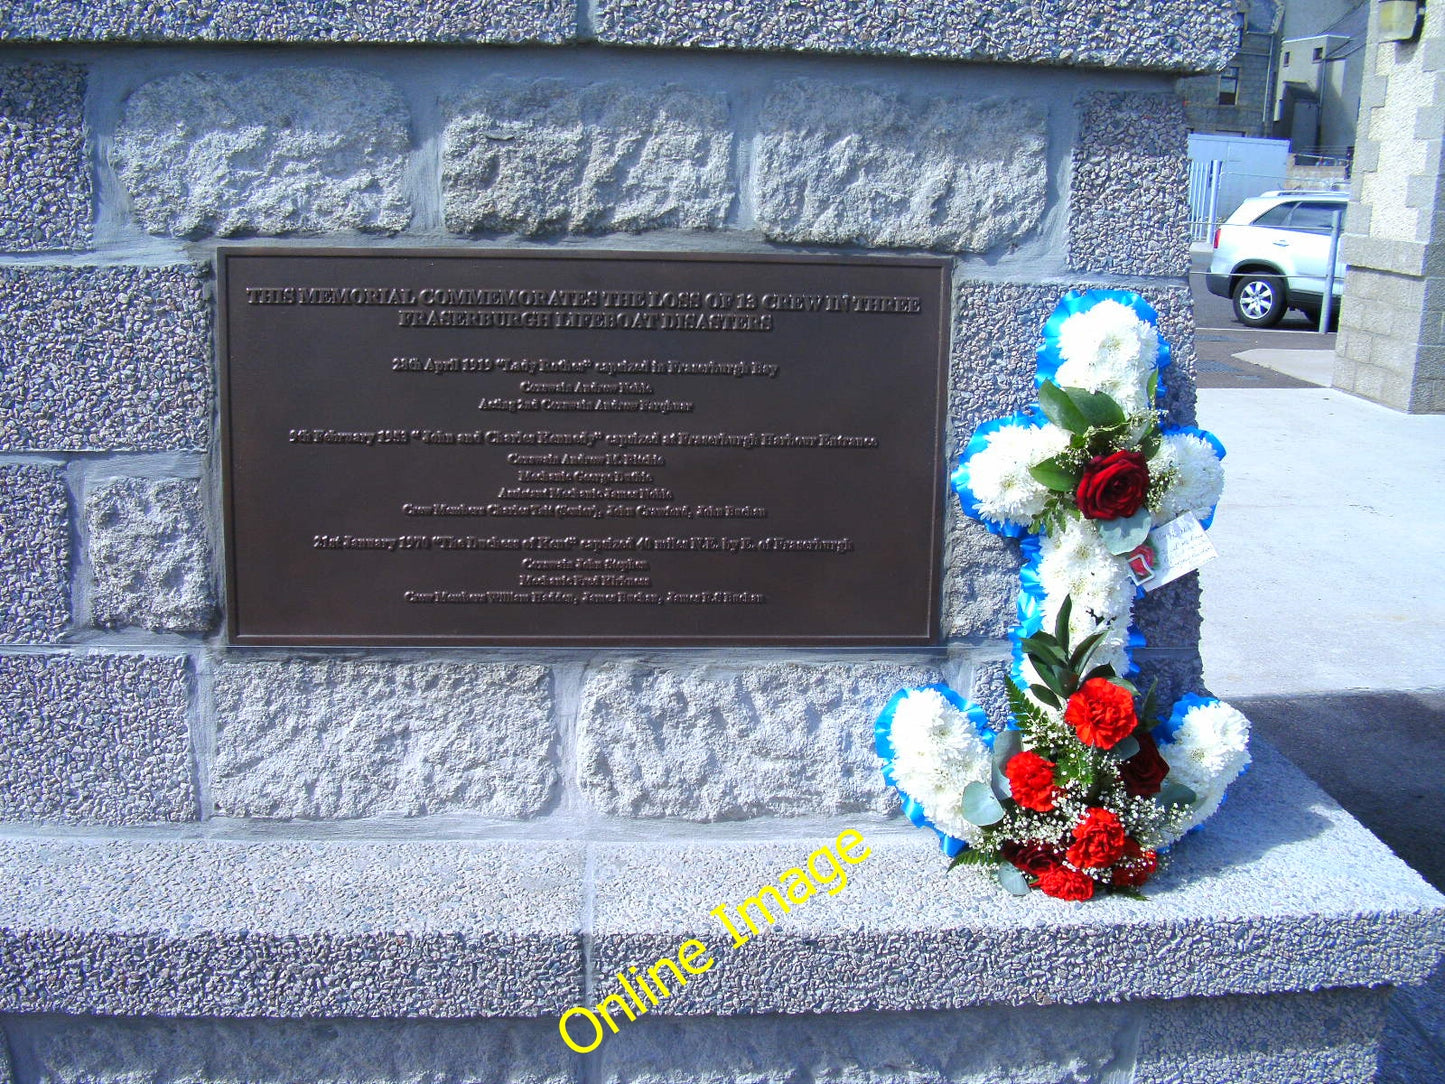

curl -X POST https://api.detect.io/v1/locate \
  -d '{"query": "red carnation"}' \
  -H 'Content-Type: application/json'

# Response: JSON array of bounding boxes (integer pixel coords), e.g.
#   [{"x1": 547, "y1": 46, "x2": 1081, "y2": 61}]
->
[
  {"x1": 1120, "y1": 730, "x2": 1170, "y2": 798},
  {"x1": 1075, "y1": 449, "x2": 1150, "y2": 520},
  {"x1": 1001, "y1": 839, "x2": 1063, "y2": 877},
  {"x1": 1110, "y1": 840, "x2": 1159, "y2": 888},
  {"x1": 1004, "y1": 750, "x2": 1059, "y2": 812},
  {"x1": 1064, "y1": 678, "x2": 1138, "y2": 750},
  {"x1": 1038, "y1": 866, "x2": 1095, "y2": 901},
  {"x1": 1066, "y1": 808, "x2": 1127, "y2": 870}
]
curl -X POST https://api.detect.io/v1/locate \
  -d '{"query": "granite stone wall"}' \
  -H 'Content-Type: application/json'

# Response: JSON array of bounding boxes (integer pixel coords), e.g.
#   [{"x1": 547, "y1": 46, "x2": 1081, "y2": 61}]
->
[{"x1": 6, "y1": 5, "x2": 1433, "y2": 1082}]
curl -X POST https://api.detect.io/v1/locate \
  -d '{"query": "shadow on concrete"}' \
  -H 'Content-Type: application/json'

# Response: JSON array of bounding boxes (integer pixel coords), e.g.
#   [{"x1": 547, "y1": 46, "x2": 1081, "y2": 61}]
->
[{"x1": 1233, "y1": 690, "x2": 1445, "y2": 891}]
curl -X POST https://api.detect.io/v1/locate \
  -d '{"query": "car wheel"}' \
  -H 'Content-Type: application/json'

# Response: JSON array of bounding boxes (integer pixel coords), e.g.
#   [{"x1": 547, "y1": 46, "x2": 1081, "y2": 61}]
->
[{"x1": 1232, "y1": 274, "x2": 1287, "y2": 328}]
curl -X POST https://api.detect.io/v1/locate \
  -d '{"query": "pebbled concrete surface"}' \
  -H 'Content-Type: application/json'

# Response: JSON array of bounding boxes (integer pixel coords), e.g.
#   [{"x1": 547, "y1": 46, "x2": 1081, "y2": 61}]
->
[
  {"x1": 0, "y1": 61, "x2": 90, "y2": 251},
  {"x1": 0, "y1": 464, "x2": 69, "y2": 644}
]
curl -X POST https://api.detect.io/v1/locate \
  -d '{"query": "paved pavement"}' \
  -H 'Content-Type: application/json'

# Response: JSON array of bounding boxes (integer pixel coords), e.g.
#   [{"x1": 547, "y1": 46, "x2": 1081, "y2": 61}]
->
[{"x1": 1188, "y1": 320, "x2": 1445, "y2": 1081}]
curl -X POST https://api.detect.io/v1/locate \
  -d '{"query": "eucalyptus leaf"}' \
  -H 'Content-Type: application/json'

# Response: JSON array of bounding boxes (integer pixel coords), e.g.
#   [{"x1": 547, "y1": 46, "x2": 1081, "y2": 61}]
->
[
  {"x1": 1039, "y1": 381, "x2": 1088, "y2": 434},
  {"x1": 1112, "y1": 736, "x2": 1140, "y2": 760},
  {"x1": 1099, "y1": 509, "x2": 1153, "y2": 555},
  {"x1": 1158, "y1": 780, "x2": 1197, "y2": 809},
  {"x1": 1148, "y1": 369, "x2": 1159, "y2": 402},
  {"x1": 990, "y1": 730, "x2": 1023, "y2": 801},
  {"x1": 1064, "y1": 386, "x2": 1127, "y2": 429},
  {"x1": 962, "y1": 781, "x2": 1006, "y2": 826},
  {"x1": 997, "y1": 863, "x2": 1032, "y2": 896},
  {"x1": 1028, "y1": 457, "x2": 1080, "y2": 493}
]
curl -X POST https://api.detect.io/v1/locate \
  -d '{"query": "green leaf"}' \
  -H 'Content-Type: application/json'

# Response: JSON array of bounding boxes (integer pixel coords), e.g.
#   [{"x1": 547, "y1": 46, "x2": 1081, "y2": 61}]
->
[
  {"x1": 997, "y1": 864, "x2": 1032, "y2": 896},
  {"x1": 1038, "y1": 381, "x2": 1088, "y2": 434},
  {"x1": 1099, "y1": 509, "x2": 1153, "y2": 555},
  {"x1": 1019, "y1": 633, "x2": 1068, "y2": 668},
  {"x1": 1148, "y1": 369, "x2": 1159, "y2": 403},
  {"x1": 1110, "y1": 676, "x2": 1139, "y2": 695},
  {"x1": 1158, "y1": 780, "x2": 1197, "y2": 809},
  {"x1": 1028, "y1": 684, "x2": 1062, "y2": 710},
  {"x1": 1112, "y1": 886, "x2": 1149, "y2": 902},
  {"x1": 1082, "y1": 664, "x2": 1117, "y2": 683},
  {"x1": 1029, "y1": 456, "x2": 1080, "y2": 493},
  {"x1": 1138, "y1": 677, "x2": 1160, "y2": 728},
  {"x1": 1007, "y1": 681, "x2": 1057, "y2": 736},
  {"x1": 1069, "y1": 628, "x2": 1110, "y2": 671},
  {"x1": 1139, "y1": 426, "x2": 1162, "y2": 460},
  {"x1": 1036, "y1": 663, "x2": 1069, "y2": 701},
  {"x1": 1064, "y1": 386, "x2": 1127, "y2": 430},
  {"x1": 1112, "y1": 736, "x2": 1140, "y2": 760},
  {"x1": 962, "y1": 781, "x2": 1006, "y2": 826},
  {"x1": 1054, "y1": 595, "x2": 1074, "y2": 648}
]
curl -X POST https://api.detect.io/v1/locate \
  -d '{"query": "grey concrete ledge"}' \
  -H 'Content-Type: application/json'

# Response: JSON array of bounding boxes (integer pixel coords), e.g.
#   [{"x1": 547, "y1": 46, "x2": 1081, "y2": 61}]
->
[
  {"x1": 593, "y1": 0, "x2": 1237, "y2": 74},
  {"x1": 590, "y1": 741, "x2": 1445, "y2": 1014},
  {"x1": 0, "y1": 839, "x2": 585, "y2": 1017},
  {"x1": 0, "y1": 743, "x2": 1440, "y2": 1021},
  {"x1": 0, "y1": 0, "x2": 573, "y2": 44}
]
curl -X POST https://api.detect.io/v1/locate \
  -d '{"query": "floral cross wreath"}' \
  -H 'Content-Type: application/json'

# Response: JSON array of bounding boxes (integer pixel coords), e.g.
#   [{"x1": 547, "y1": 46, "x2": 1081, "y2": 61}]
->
[{"x1": 877, "y1": 290, "x2": 1252, "y2": 901}]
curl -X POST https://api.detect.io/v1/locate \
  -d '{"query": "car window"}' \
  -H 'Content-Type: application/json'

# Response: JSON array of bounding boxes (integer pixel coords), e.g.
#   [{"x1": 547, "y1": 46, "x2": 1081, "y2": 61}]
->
[
  {"x1": 1251, "y1": 204, "x2": 1292, "y2": 227},
  {"x1": 1287, "y1": 202, "x2": 1345, "y2": 233}
]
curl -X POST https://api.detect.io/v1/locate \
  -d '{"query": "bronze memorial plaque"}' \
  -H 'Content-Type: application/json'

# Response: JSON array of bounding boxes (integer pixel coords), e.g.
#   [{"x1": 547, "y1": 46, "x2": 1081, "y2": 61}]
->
[{"x1": 219, "y1": 249, "x2": 949, "y2": 645}]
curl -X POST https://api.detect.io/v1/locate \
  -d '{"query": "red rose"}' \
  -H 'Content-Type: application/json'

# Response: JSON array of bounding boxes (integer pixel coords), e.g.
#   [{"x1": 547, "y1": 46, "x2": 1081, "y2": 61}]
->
[
  {"x1": 1064, "y1": 678, "x2": 1138, "y2": 750},
  {"x1": 1066, "y1": 808, "x2": 1127, "y2": 870},
  {"x1": 1004, "y1": 750, "x2": 1059, "y2": 812},
  {"x1": 1075, "y1": 450, "x2": 1149, "y2": 520},
  {"x1": 1110, "y1": 840, "x2": 1158, "y2": 888},
  {"x1": 1001, "y1": 839, "x2": 1063, "y2": 876},
  {"x1": 1038, "y1": 866, "x2": 1095, "y2": 901},
  {"x1": 1120, "y1": 730, "x2": 1170, "y2": 798}
]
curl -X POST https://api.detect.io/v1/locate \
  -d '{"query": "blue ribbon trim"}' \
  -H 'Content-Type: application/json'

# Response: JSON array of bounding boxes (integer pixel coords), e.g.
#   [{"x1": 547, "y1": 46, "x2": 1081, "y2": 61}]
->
[{"x1": 875, "y1": 684, "x2": 1001, "y2": 858}]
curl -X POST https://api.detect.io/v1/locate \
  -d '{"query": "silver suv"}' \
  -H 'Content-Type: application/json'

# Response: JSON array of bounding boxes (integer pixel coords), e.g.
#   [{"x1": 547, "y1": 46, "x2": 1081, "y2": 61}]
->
[{"x1": 1206, "y1": 191, "x2": 1348, "y2": 327}]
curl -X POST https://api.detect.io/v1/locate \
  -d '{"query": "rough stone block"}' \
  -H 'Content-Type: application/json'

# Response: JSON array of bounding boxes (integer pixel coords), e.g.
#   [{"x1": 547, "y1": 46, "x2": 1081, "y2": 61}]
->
[
  {"x1": 8, "y1": 1015, "x2": 576, "y2": 1083},
  {"x1": 1130, "y1": 650, "x2": 1205, "y2": 716},
  {"x1": 443, "y1": 79, "x2": 732, "y2": 236},
  {"x1": 0, "y1": 0, "x2": 572, "y2": 43},
  {"x1": 0, "y1": 61, "x2": 90, "y2": 251},
  {"x1": 593, "y1": 0, "x2": 1236, "y2": 73},
  {"x1": 0, "y1": 653, "x2": 195, "y2": 824},
  {"x1": 113, "y1": 69, "x2": 412, "y2": 238},
  {"x1": 593, "y1": 1004, "x2": 1125, "y2": 1082},
  {"x1": 576, "y1": 659, "x2": 943, "y2": 819},
  {"x1": 1134, "y1": 988, "x2": 1389, "y2": 1084},
  {"x1": 211, "y1": 659, "x2": 556, "y2": 818},
  {"x1": 1133, "y1": 571, "x2": 1201, "y2": 651},
  {"x1": 0, "y1": 464, "x2": 69, "y2": 644},
  {"x1": 86, "y1": 478, "x2": 215, "y2": 633},
  {"x1": 968, "y1": 658, "x2": 1013, "y2": 731},
  {"x1": 589, "y1": 742, "x2": 1445, "y2": 1016},
  {"x1": 0, "y1": 265, "x2": 210, "y2": 451},
  {"x1": 1070, "y1": 91, "x2": 1190, "y2": 277},
  {"x1": 754, "y1": 80, "x2": 1047, "y2": 254},
  {"x1": 0, "y1": 838, "x2": 585, "y2": 1017},
  {"x1": 941, "y1": 515, "x2": 1020, "y2": 641}
]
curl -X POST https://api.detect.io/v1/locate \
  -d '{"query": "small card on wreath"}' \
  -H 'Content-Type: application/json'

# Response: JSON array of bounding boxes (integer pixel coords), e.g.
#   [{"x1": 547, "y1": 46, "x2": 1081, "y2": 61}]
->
[{"x1": 1136, "y1": 512, "x2": 1217, "y2": 591}]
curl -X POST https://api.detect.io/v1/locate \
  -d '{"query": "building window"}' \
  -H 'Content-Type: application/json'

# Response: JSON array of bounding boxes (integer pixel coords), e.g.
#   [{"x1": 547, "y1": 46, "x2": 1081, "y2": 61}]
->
[
  {"x1": 1218, "y1": 66, "x2": 1240, "y2": 106},
  {"x1": 1283, "y1": 49, "x2": 1292, "y2": 65},
  {"x1": 1313, "y1": 46, "x2": 1324, "y2": 60}
]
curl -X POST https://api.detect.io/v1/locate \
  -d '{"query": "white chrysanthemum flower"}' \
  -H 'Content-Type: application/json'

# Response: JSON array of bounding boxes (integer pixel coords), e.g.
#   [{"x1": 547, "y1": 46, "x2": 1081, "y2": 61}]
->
[
  {"x1": 886, "y1": 688, "x2": 994, "y2": 844},
  {"x1": 1159, "y1": 700, "x2": 1251, "y2": 840},
  {"x1": 1152, "y1": 432, "x2": 1225, "y2": 524},
  {"x1": 964, "y1": 423, "x2": 1070, "y2": 527},
  {"x1": 1053, "y1": 300, "x2": 1160, "y2": 416},
  {"x1": 1036, "y1": 518, "x2": 1137, "y2": 672}
]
